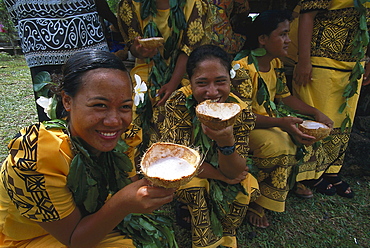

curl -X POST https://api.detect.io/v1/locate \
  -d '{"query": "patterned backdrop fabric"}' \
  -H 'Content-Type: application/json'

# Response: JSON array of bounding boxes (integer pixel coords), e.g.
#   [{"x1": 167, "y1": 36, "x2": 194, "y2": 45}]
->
[{"x1": 5, "y1": 0, "x2": 108, "y2": 68}]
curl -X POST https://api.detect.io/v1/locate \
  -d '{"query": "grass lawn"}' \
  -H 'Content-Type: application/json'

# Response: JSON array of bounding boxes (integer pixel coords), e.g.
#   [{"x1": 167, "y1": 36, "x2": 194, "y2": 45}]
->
[{"x1": 0, "y1": 55, "x2": 369, "y2": 248}]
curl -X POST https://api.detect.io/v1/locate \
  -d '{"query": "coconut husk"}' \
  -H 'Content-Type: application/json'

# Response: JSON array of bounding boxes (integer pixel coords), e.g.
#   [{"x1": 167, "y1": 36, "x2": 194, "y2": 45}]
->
[
  {"x1": 195, "y1": 100, "x2": 241, "y2": 130},
  {"x1": 298, "y1": 120, "x2": 331, "y2": 141},
  {"x1": 140, "y1": 142, "x2": 201, "y2": 188},
  {"x1": 138, "y1": 37, "x2": 164, "y2": 49}
]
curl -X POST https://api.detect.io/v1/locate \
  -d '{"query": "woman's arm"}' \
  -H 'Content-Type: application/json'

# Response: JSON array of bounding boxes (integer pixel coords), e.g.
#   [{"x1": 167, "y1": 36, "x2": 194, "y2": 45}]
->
[
  {"x1": 197, "y1": 161, "x2": 248, "y2": 185},
  {"x1": 282, "y1": 95, "x2": 333, "y2": 128},
  {"x1": 156, "y1": 52, "x2": 188, "y2": 106},
  {"x1": 38, "y1": 179, "x2": 175, "y2": 248},
  {"x1": 293, "y1": 10, "x2": 318, "y2": 86},
  {"x1": 202, "y1": 124, "x2": 247, "y2": 179}
]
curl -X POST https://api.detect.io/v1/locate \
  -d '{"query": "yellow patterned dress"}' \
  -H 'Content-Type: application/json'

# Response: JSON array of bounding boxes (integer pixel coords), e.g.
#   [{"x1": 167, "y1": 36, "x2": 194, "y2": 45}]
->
[
  {"x1": 117, "y1": 0, "x2": 208, "y2": 152},
  {"x1": 293, "y1": 0, "x2": 370, "y2": 173},
  {"x1": 232, "y1": 57, "x2": 341, "y2": 212},
  {"x1": 293, "y1": 0, "x2": 370, "y2": 174},
  {"x1": 161, "y1": 85, "x2": 260, "y2": 248},
  {"x1": 0, "y1": 123, "x2": 141, "y2": 247}
]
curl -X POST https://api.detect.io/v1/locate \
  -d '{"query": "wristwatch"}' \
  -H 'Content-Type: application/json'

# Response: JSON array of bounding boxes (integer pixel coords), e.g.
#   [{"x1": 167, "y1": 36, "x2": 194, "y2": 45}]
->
[{"x1": 216, "y1": 144, "x2": 236, "y2": 155}]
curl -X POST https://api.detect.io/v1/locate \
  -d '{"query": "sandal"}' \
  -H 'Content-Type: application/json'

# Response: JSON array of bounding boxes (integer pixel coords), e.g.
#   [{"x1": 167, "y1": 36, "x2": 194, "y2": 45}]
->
[
  {"x1": 246, "y1": 203, "x2": 269, "y2": 228},
  {"x1": 323, "y1": 175, "x2": 354, "y2": 199},
  {"x1": 301, "y1": 178, "x2": 336, "y2": 196},
  {"x1": 175, "y1": 201, "x2": 191, "y2": 230},
  {"x1": 294, "y1": 182, "x2": 314, "y2": 199}
]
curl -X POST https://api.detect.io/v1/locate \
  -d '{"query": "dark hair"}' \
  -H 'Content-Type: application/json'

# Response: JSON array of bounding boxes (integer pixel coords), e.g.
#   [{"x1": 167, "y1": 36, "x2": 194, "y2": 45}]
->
[
  {"x1": 244, "y1": 9, "x2": 293, "y2": 50},
  {"x1": 186, "y1": 45, "x2": 232, "y2": 79},
  {"x1": 57, "y1": 50, "x2": 128, "y2": 118},
  {"x1": 61, "y1": 49, "x2": 128, "y2": 97}
]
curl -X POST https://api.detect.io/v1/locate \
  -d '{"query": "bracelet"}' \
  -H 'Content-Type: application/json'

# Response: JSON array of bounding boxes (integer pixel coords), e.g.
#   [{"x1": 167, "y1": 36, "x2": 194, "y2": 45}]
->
[{"x1": 216, "y1": 144, "x2": 236, "y2": 156}]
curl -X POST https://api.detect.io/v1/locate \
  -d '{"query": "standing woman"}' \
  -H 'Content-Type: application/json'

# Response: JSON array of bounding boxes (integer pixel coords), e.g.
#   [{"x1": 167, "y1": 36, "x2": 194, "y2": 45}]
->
[
  {"x1": 232, "y1": 10, "x2": 334, "y2": 228},
  {"x1": 293, "y1": 0, "x2": 369, "y2": 197},
  {"x1": 117, "y1": 0, "x2": 208, "y2": 154},
  {"x1": 162, "y1": 45, "x2": 260, "y2": 248},
  {"x1": 0, "y1": 50, "x2": 176, "y2": 247},
  {"x1": 4, "y1": 0, "x2": 115, "y2": 122}
]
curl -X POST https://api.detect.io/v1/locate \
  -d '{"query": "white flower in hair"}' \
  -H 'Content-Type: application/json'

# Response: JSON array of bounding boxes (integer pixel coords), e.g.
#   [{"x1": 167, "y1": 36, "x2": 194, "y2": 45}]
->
[
  {"x1": 134, "y1": 74, "x2": 147, "y2": 106},
  {"x1": 36, "y1": 96, "x2": 53, "y2": 119},
  {"x1": 230, "y1": 63, "x2": 240, "y2": 79}
]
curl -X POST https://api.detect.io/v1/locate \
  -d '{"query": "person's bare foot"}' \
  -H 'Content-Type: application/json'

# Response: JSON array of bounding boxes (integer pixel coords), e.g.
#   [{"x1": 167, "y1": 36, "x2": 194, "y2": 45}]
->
[{"x1": 246, "y1": 202, "x2": 269, "y2": 228}]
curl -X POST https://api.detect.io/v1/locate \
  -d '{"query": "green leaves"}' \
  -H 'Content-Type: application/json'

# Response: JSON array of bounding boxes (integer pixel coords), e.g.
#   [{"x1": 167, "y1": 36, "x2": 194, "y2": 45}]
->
[
  {"x1": 119, "y1": 213, "x2": 178, "y2": 248},
  {"x1": 234, "y1": 49, "x2": 251, "y2": 61},
  {"x1": 33, "y1": 71, "x2": 52, "y2": 96},
  {"x1": 251, "y1": 48, "x2": 266, "y2": 57},
  {"x1": 339, "y1": 0, "x2": 369, "y2": 130},
  {"x1": 340, "y1": 114, "x2": 352, "y2": 133},
  {"x1": 43, "y1": 118, "x2": 68, "y2": 130}
]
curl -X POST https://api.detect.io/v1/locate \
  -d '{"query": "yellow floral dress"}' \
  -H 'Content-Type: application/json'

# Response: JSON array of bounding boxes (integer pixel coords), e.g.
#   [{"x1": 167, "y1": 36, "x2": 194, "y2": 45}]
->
[
  {"x1": 292, "y1": 0, "x2": 370, "y2": 174},
  {"x1": 0, "y1": 123, "x2": 141, "y2": 247},
  {"x1": 232, "y1": 57, "x2": 340, "y2": 212},
  {"x1": 117, "y1": 0, "x2": 208, "y2": 153},
  {"x1": 161, "y1": 85, "x2": 260, "y2": 248}
]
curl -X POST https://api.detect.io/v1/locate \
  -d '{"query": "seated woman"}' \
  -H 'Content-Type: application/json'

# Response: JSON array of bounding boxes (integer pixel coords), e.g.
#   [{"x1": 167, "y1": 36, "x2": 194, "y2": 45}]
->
[
  {"x1": 0, "y1": 50, "x2": 176, "y2": 247},
  {"x1": 231, "y1": 10, "x2": 334, "y2": 228},
  {"x1": 161, "y1": 44, "x2": 260, "y2": 248}
]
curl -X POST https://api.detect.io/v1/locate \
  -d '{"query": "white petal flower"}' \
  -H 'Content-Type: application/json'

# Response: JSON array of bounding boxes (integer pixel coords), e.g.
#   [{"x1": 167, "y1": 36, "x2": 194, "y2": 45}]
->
[
  {"x1": 36, "y1": 96, "x2": 53, "y2": 118},
  {"x1": 133, "y1": 74, "x2": 147, "y2": 106},
  {"x1": 230, "y1": 63, "x2": 240, "y2": 79}
]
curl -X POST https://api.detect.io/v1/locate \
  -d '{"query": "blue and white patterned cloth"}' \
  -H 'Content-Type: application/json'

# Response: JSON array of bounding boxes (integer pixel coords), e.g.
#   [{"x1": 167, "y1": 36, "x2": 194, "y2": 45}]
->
[{"x1": 5, "y1": 0, "x2": 108, "y2": 68}]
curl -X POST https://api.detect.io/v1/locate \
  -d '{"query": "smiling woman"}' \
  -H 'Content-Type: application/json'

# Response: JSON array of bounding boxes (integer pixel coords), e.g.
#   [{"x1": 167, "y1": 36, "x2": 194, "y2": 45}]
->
[
  {"x1": 0, "y1": 50, "x2": 177, "y2": 248},
  {"x1": 161, "y1": 45, "x2": 260, "y2": 248}
]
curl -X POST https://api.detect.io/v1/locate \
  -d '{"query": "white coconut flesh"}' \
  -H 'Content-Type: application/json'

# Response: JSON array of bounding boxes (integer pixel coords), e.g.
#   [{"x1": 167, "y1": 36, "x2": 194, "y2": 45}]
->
[
  {"x1": 144, "y1": 157, "x2": 196, "y2": 180},
  {"x1": 197, "y1": 103, "x2": 240, "y2": 120},
  {"x1": 139, "y1": 37, "x2": 164, "y2": 42},
  {"x1": 301, "y1": 121, "x2": 328, "y2": 129}
]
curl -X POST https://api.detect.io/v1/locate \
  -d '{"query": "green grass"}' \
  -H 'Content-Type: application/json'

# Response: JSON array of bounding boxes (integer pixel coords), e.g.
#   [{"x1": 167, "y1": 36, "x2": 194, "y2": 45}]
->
[
  {"x1": 0, "y1": 55, "x2": 369, "y2": 248},
  {"x1": 0, "y1": 53, "x2": 37, "y2": 161}
]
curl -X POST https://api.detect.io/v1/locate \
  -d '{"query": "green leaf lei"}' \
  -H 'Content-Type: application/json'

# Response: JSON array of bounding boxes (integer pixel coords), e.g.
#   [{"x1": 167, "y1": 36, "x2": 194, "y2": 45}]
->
[
  {"x1": 338, "y1": 0, "x2": 369, "y2": 132},
  {"x1": 134, "y1": 0, "x2": 187, "y2": 153},
  {"x1": 185, "y1": 95, "x2": 247, "y2": 237},
  {"x1": 43, "y1": 120, "x2": 178, "y2": 248},
  {"x1": 234, "y1": 48, "x2": 283, "y2": 117}
]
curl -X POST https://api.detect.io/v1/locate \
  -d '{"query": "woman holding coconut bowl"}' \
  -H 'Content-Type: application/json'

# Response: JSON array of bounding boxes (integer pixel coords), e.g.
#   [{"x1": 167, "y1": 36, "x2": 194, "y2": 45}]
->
[
  {"x1": 0, "y1": 50, "x2": 177, "y2": 248},
  {"x1": 231, "y1": 9, "x2": 354, "y2": 229},
  {"x1": 161, "y1": 44, "x2": 260, "y2": 248}
]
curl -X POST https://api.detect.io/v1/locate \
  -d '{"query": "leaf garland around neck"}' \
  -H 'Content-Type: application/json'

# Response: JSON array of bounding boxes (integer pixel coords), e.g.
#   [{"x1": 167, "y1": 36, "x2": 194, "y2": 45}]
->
[
  {"x1": 136, "y1": 0, "x2": 187, "y2": 153},
  {"x1": 338, "y1": 0, "x2": 369, "y2": 132},
  {"x1": 234, "y1": 48, "x2": 279, "y2": 117},
  {"x1": 67, "y1": 136, "x2": 133, "y2": 215},
  {"x1": 43, "y1": 119, "x2": 177, "y2": 247},
  {"x1": 185, "y1": 94, "x2": 247, "y2": 237}
]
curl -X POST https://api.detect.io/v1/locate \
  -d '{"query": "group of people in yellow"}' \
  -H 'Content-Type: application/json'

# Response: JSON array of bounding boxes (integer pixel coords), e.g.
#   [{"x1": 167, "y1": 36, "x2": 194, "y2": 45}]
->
[{"x1": 0, "y1": 0, "x2": 369, "y2": 247}]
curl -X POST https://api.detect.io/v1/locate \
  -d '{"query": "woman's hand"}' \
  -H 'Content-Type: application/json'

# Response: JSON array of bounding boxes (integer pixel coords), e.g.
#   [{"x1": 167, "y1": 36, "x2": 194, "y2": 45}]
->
[
  {"x1": 220, "y1": 167, "x2": 248, "y2": 185},
  {"x1": 201, "y1": 124, "x2": 235, "y2": 147},
  {"x1": 121, "y1": 178, "x2": 176, "y2": 214},
  {"x1": 155, "y1": 80, "x2": 180, "y2": 106},
  {"x1": 313, "y1": 112, "x2": 334, "y2": 129},
  {"x1": 130, "y1": 37, "x2": 159, "y2": 59},
  {"x1": 278, "y1": 116, "x2": 316, "y2": 146},
  {"x1": 293, "y1": 61, "x2": 312, "y2": 87}
]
